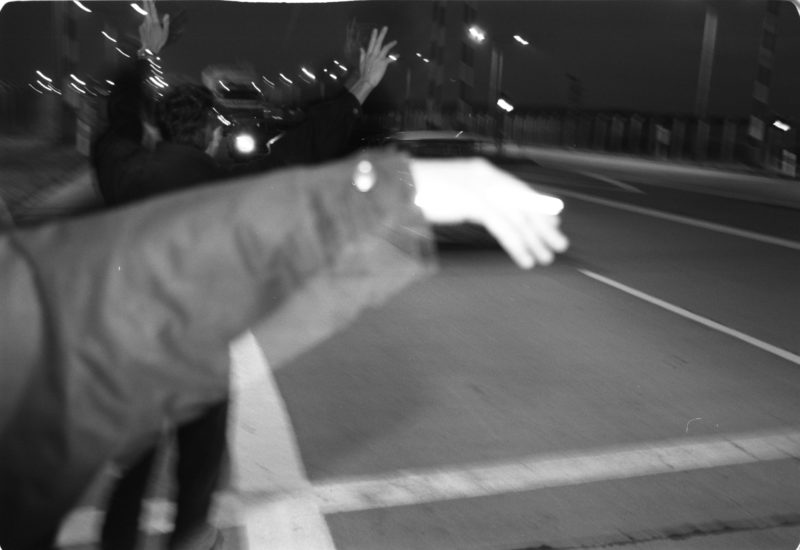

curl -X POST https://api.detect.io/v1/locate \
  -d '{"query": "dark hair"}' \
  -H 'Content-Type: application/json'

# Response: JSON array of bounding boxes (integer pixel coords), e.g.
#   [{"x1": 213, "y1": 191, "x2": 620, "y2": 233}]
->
[{"x1": 155, "y1": 84, "x2": 215, "y2": 150}]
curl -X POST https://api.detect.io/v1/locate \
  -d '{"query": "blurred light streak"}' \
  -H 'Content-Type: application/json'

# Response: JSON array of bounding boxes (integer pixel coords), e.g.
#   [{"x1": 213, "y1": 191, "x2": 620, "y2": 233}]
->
[
  {"x1": 389, "y1": 54, "x2": 399, "y2": 61},
  {"x1": 106, "y1": 80, "x2": 115, "y2": 86},
  {"x1": 28, "y1": 83, "x2": 43, "y2": 94},
  {"x1": 468, "y1": 25, "x2": 486, "y2": 43},
  {"x1": 279, "y1": 73, "x2": 293, "y2": 85},
  {"x1": 217, "y1": 114, "x2": 232, "y2": 126},
  {"x1": 70, "y1": 74, "x2": 86, "y2": 86},
  {"x1": 513, "y1": 35, "x2": 529, "y2": 46},
  {"x1": 69, "y1": 82, "x2": 86, "y2": 94},
  {"x1": 422, "y1": 58, "x2": 430, "y2": 63},
  {"x1": 329, "y1": 73, "x2": 338, "y2": 81},
  {"x1": 36, "y1": 70, "x2": 52, "y2": 83},
  {"x1": 72, "y1": 0, "x2": 92, "y2": 13},
  {"x1": 130, "y1": 3, "x2": 148, "y2": 16},
  {"x1": 219, "y1": 80, "x2": 230, "y2": 92},
  {"x1": 497, "y1": 98, "x2": 514, "y2": 112},
  {"x1": 251, "y1": 81, "x2": 262, "y2": 93},
  {"x1": 262, "y1": 76, "x2": 275, "y2": 87},
  {"x1": 116, "y1": 47, "x2": 131, "y2": 58},
  {"x1": 101, "y1": 31, "x2": 117, "y2": 43},
  {"x1": 301, "y1": 67, "x2": 316, "y2": 81},
  {"x1": 773, "y1": 120, "x2": 791, "y2": 132}
]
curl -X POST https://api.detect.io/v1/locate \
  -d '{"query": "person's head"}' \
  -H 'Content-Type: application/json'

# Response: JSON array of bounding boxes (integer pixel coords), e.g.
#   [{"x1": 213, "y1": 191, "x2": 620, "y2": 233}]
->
[{"x1": 155, "y1": 84, "x2": 217, "y2": 152}]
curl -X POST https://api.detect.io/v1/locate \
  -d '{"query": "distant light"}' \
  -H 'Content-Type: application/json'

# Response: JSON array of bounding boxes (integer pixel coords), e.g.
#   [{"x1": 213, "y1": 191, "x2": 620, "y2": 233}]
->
[
  {"x1": 773, "y1": 120, "x2": 791, "y2": 132},
  {"x1": 333, "y1": 60, "x2": 348, "y2": 72},
  {"x1": 422, "y1": 58, "x2": 430, "y2": 63},
  {"x1": 251, "y1": 81, "x2": 262, "y2": 93},
  {"x1": 69, "y1": 82, "x2": 87, "y2": 95},
  {"x1": 234, "y1": 134, "x2": 256, "y2": 155},
  {"x1": 28, "y1": 83, "x2": 43, "y2": 94},
  {"x1": 279, "y1": 73, "x2": 293, "y2": 85},
  {"x1": 388, "y1": 54, "x2": 399, "y2": 61},
  {"x1": 70, "y1": 74, "x2": 86, "y2": 86},
  {"x1": 101, "y1": 31, "x2": 117, "y2": 43},
  {"x1": 106, "y1": 80, "x2": 115, "y2": 86},
  {"x1": 130, "y1": 3, "x2": 148, "y2": 16},
  {"x1": 497, "y1": 98, "x2": 514, "y2": 112},
  {"x1": 262, "y1": 76, "x2": 275, "y2": 87},
  {"x1": 35, "y1": 79, "x2": 49, "y2": 89},
  {"x1": 513, "y1": 35, "x2": 529, "y2": 46},
  {"x1": 329, "y1": 73, "x2": 338, "y2": 81},
  {"x1": 416, "y1": 52, "x2": 422, "y2": 58},
  {"x1": 301, "y1": 67, "x2": 317, "y2": 81},
  {"x1": 468, "y1": 26, "x2": 486, "y2": 43},
  {"x1": 72, "y1": 0, "x2": 92, "y2": 13},
  {"x1": 218, "y1": 80, "x2": 230, "y2": 92},
  {"x1": 116, "y1": 47, "x2": 131, "y2": 58},
  {"x1": 36, "y1": 70, "x2": 52, "y2": 83}
]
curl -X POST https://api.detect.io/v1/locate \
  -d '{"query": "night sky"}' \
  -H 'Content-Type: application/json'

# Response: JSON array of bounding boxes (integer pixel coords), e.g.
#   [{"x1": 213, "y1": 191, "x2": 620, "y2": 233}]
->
[{"x1": 2, "y1": 0, "x2": 800, "y2": 119}]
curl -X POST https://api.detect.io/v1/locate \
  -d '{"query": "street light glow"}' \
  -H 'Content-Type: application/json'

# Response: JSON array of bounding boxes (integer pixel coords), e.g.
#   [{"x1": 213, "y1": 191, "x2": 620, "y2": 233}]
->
[
  {"x1": 116, "y1": 47, "x2": 131, "y2": 58},
  {"x1": 497, "y1": 98, "x2": 514, "y2": 112},
  {"x1": 468, "y1": 26, "x2": 486, "y2": 43},
  {"x1": 101, "y1": 31, "x2": 117, "y2": 43},
  {"x1": 70, "y1": 74, "x2": 86, "y2": 86},
  {"x1": 389, "y1": 54, "x2": 399, "y2": 61},
  {"x1": 218, "y1": 80, "x2": 230, "y2": 92},
  {"x1": 72, "y1": 0, "x2": 92, "y2": 13},
  {"x1": 251, "y1": 81, "x2": 262, "y2": 93},
  {"x1": 279, "y1": 73, "x2": 293, "y2": 85},
  {"x1": 329, "y1": 73, "x2": 339, "y2": 81},
  {"x1": 29, "y1": 83, "x2": 43, "y2": 94},
  {"x1": 773, "y1": 120, "x2": 791, "y2": 132},
  {"x1": 301, "y1": 67, "x2": 317, "y2": 81},
  {"x1": 36, "y1": 70, "x2": 52, "y2": 83},
  {"x1": 130, "y1": 3, "x2": 148, "y2": 16},
  {"x1": 513, "y1": 35, "x2": 529, "y2": 46}
]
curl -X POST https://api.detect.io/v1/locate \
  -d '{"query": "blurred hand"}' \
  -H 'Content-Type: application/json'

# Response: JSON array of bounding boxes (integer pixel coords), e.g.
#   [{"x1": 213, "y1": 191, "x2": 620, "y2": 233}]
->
[
  {"x1": 347, "y1": 26, "x2": 396, "y2": 104},
  {"x1": 410, "y1": 158, "x2": 569, "y2": 269},
  {"x1": 138, "y1": 0, "x2": 170, "y2": 55}
]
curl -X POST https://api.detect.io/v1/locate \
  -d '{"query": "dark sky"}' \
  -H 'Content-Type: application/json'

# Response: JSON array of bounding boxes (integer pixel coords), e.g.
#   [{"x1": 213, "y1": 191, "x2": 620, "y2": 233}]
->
[{"x1": 2, "y1": 0, "x2": 800, "y2": 118}]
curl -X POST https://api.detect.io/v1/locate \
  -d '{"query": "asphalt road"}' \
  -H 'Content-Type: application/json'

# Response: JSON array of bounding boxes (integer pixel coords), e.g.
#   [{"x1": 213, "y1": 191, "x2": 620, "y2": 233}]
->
[{"x1": 271, "y1": 158, "x2": 800, "y2": 549}]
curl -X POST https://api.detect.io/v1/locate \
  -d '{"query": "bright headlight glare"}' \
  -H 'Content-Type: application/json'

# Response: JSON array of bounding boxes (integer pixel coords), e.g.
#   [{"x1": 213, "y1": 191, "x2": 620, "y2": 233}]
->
[{"x1": 234, "y1": 134, "x2": 256, "y2": 154}]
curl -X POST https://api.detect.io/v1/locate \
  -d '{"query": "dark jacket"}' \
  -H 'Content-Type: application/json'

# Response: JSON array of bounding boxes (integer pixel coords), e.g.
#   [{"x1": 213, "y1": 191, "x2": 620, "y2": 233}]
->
[{"x1": 92, "y1": 58, "x2": 363, "y2": 206}]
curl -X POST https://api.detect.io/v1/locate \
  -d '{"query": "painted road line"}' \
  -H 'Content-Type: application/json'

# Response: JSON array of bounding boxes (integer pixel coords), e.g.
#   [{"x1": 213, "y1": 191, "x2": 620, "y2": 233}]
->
[
  {"x1": 228, "y1": 331, "x2": 336, "y2": 550},
  {"x1": 58, "y1": 427, "x2": 800, "y2": 541},
  {"x1": 575, "y1": 170, "x2": 644, "y2": 193},
  {"x1": 579, "y1": 269, "x2": 800, "y2": 366},
  {"x1": 57, "y1": 332, "x2": 336, "y2": 550},
  {"x1": 312, "y1": 429, "x2": 800, "y2": 514},
  {"x1": 557, "y1": 189, "x2": 800, "y2": 251}
]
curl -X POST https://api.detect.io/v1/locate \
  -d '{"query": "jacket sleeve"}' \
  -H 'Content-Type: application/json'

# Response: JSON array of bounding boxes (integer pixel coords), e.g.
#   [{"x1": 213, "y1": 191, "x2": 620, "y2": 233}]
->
[{"x1": 0, "y1": 151, "x2": 434, "y2": 549}]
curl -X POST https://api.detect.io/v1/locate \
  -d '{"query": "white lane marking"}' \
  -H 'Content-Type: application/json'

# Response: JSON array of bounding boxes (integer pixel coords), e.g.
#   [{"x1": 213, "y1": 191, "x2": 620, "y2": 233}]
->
[
  {"x1": 58, "y1": 425, "x2": 800, "y2": 537},
  {"x1": 312, "y1": 429, "x2": 800, "y2": 514},
  {"x1": 579, "y1": 269, "x2": 800, "y2": 366},
  {"x1": 228, "y1": 331, "x2": 336, "y2": 550},
  {"x1": 557, "y1": 189, "x2": 800, "y2": 251},
  {"x1": 57, "y1": 333, "x2": 336, "y2": 550},
  {"x1": 576, "y1": 170, "x2": 644, "y2": 193}
]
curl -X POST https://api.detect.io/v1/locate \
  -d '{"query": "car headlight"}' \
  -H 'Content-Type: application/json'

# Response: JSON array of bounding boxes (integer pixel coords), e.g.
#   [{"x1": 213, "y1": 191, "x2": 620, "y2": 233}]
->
[{"x1": 233, "y1": 133, "x2": 256, "y2": 155}]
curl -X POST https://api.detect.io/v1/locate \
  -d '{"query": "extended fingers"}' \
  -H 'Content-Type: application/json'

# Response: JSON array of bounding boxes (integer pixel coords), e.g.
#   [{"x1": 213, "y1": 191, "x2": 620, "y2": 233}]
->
[{"x1": 380, "y1": 40, "x2": 397, "y2": 58}]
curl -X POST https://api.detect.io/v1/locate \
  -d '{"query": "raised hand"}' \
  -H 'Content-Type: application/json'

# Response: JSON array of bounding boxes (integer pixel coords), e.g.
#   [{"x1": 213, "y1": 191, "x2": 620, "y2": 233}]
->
[
  {"x1": 138, "y1": 0, "x2": 170, "y2": 55},
  {"x1": 359, "y1": 26, "x2": 397, "y2": 89},
  {"x1": 410, "y1": 157, "x2": 569, "y2": 269}
]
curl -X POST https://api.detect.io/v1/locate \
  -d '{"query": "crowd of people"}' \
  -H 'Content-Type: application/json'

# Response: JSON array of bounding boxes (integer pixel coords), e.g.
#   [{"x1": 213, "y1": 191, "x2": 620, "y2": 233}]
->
[{"x1": 0, "y1": 2, "x2": 568, "y2": 549}]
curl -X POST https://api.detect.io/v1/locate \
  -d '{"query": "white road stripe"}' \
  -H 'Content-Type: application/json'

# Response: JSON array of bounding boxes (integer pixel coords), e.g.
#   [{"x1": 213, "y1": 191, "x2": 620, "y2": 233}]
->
[
  {"x1": 312, "y1": 429, "x2": 800, "y2": 514},
  {"x1": 576, "y1": 170, "x2": 644, "y2": 193},
  {"x1": 557, "y1": 189, "x2": 800, "y2": 251},
  {"x1": 228, "y1": 332, "x2": 336, "y2": 550},
  {"x1": 579, "y1": 269, "x2": 800, "y2": 366}
]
